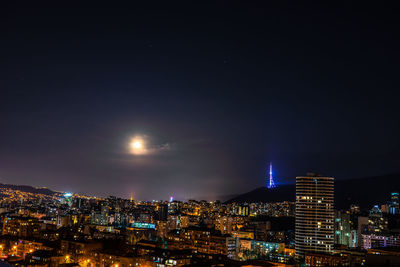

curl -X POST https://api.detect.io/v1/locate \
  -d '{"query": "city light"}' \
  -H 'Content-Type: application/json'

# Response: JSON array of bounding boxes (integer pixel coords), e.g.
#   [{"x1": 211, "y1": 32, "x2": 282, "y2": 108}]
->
[
  {"x1": 1, "y1": 2, "x2": 397, "y2": 267},
  {"x1": 0, "y1": 181, "x2": 397, "y2": 266}
]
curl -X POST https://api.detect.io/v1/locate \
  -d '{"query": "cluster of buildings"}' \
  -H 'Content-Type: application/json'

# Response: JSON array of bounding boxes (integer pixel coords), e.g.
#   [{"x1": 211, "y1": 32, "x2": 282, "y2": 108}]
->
[
  {"x1": 0, "y1": 187, "x2": 296, "y2": 266},
  {"x1": 295, "y1": 173, "x2": 400, "y2": 267},
  {"x1": 0, "y1": 172, "x2": 398, "y2": 266}
]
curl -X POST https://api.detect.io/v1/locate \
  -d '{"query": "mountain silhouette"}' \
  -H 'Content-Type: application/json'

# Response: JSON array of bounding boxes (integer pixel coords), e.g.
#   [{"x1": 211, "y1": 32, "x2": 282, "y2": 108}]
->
[{"x1": 227, "y1": 174, "x2": 400, "y2": 210}]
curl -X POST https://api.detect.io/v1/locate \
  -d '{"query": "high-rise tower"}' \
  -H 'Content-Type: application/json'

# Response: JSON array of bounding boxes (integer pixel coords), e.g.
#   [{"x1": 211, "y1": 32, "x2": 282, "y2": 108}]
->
[
  {"x1": 267, "y1": 162, "x2": 276, "y2": 188},
  {"x1": 295, "y1": 174, "x2": 334, "y2": 258},
  {"x1": 390, "y1": 192, "x2": 399, "y2": 215}
]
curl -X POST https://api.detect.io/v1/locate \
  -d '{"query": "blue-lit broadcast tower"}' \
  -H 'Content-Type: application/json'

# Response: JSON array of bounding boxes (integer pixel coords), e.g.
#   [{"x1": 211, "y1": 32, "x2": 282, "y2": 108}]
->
[{"x1": 267, "y1": 162, "x2": 276, "y2": 188}]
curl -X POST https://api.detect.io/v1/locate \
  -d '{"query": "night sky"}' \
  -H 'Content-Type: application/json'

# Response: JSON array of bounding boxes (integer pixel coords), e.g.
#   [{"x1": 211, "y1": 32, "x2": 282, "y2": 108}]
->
[{"x1": 2, "y1": 2, "x2": 399, "y2": 200}]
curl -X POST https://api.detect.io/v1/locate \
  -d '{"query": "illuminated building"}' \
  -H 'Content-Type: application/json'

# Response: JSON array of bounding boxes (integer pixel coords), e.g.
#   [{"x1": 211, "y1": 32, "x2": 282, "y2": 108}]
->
[
  {"x1": 334, "y1": 211, "x2": 357, "y2": 248},
  {"x1": 368, "y1": 205, "x2": 388, "y2": 233},
  {"x1": 246, "y1": 220, "x2": 273, "y2": 241},
  {"x1": 232, "y1": 230, "x2": 255, "y2": 240},
  {"x1": 389, "y1": 192, "x2": 399, "y2": 215},
  {"x1": 166, "y1": 226, "x2": 238, "y2": 258},
  {"x1": 155, "y1": 220, "x2": 169, "y2": 239},
  {"x1": 239, "y1": 239, "x2": 252, "y2": 255},
  {"x1": 2, "y1": 216, "x2": 41, "y2": 238},
  {"x1": 295, "y1": 174, "x2": 334, "y2": 258},
  {"x1": 25, "y1": 250, "x2": 62, "y2": 266},
  {"x1": 250, "y1": 241, "x2": 281, "y2": 256},
  {"x1": 215, "y1": 216, "x2": 233, "y2": 234},
  {"x1": 91, "y1": 250, "x2": 139, "y2": 266},
  {"x1": 138, "y1": 212, "x2": 152, "y2": 223},
  {"x1": 238, "y1": 240, "x2": 294, "y2": 263},
  {"x1": 91, "y1": 205, "x2": 110, "y2": 225},
  {"x1": 61, "y1": 192, "x2": 73, "y2": 207},
  {"x1": 0, "y1": 238, "x2": 52, "y2": 259},
  {"x1": 60, "y1": 240, "x2": 102, "y2": 259},
  {"x1": 350, "y1": 204, "x2": 360, "y2": 214},
  {"x1": 304, "y1": 252, "x2": 344, "y2": 267},
  {"x1": 114, "y1": 211, "x2": 127, "y2": 227},
  {"x1": 381, "y1": 204, "x2": 389, "y2": 213},
  {"x1": 168, "y1": 201, "x2": 181, "y2": 214},
  {"x1": 131, "y1": 222, "x2": 155, "y2": 229},
  {"x1": 361, "y1": 233, "x2": 400, "y2": 249},
  {"x1": 235, "y1": 205, "x2": 249, "y2": 216},
  {"x1": 125, "y1": 222, "x2": 157, "y2": 245},
  {"x1": 168, "y1": 214, "x2": 189, "y2": 230}
]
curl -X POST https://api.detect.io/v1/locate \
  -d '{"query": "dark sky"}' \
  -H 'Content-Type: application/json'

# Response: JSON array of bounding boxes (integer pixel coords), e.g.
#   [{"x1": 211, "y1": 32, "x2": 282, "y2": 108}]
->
[{"x1": 1, "y1": 2, "x2": 399, "y2": 200}]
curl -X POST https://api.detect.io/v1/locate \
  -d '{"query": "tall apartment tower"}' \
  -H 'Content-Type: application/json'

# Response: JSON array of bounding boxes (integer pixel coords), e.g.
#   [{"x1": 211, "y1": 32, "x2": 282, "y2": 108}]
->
[
  {"x1": 389, "y1": 192, "x2": 400, "y2": 215},
  {"x1": 295, "y1": 174, "x2": 334, "y2": 258}
]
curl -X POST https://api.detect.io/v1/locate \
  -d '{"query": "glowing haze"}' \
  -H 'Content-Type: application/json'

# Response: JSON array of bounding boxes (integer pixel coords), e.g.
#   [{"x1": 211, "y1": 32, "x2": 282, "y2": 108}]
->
[
  {"x1": 1, "y1": 3, "x2": 399, "y2": 201},
  {"x1": 129, "y1": 136, "x2": 148, "y2": 155}
]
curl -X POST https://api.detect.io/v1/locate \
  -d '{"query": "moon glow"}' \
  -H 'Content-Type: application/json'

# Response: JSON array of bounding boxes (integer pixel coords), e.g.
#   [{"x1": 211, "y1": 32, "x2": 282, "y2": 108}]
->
[{"x1": 129, "y1": 137, "x2": 147, "y2": 155}]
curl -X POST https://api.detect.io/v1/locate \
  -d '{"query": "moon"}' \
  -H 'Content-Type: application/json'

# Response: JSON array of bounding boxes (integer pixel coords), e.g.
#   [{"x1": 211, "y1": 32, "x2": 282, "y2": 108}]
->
[
  {"x1": 129, "y1": 136, "x2": 148, "y2": 155},
  {"x1": 132, "y1": 141, "x2": 142, "y2": 149}
]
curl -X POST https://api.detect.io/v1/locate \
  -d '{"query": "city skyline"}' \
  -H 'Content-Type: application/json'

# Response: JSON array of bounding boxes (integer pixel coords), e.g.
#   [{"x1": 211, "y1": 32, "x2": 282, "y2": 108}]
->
[{"x1": 2, "y1": 2, "x2": 400, "y2": 266}]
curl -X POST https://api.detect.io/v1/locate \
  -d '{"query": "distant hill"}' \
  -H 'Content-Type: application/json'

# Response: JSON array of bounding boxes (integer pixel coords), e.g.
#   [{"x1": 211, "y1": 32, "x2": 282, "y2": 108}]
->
[
  {"x1": 227, "y1": 185, "x2": 295, "y2": 204},
  {"x1": 0, "y1": 183, "x2": 59, "y2": 196},
  {"x1": 227, "y1": 174, "x2": 400, "y2": 210}
]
